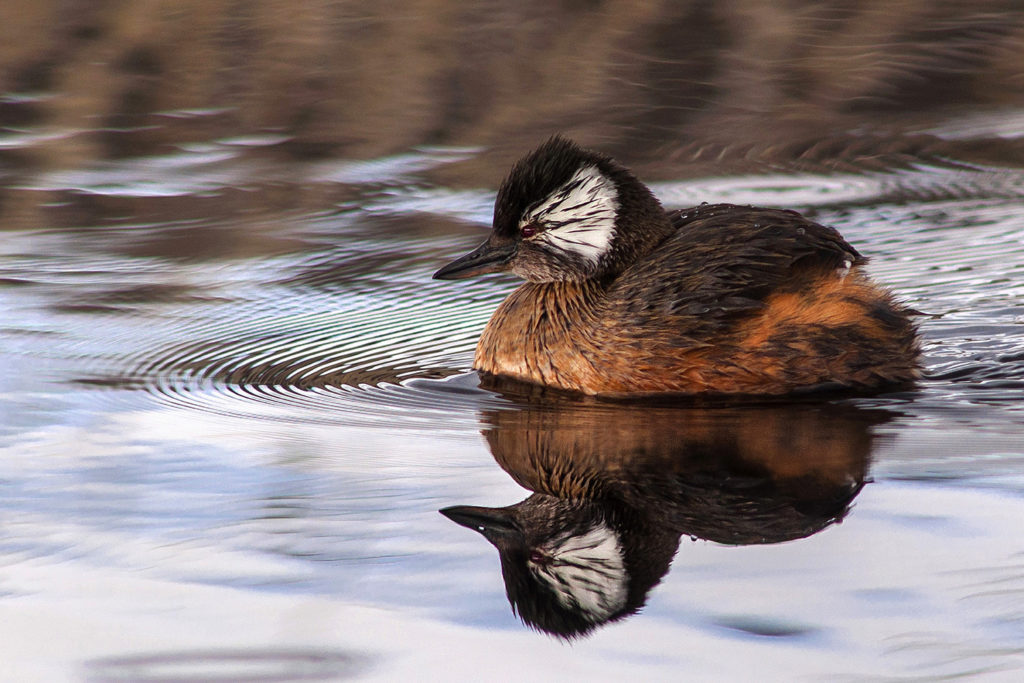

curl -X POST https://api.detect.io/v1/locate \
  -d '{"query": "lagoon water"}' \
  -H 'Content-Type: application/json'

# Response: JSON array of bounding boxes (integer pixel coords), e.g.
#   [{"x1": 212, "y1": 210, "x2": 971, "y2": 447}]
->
[{"x1": 4, "y1": 5, "x2": 1024, "y2": 680}]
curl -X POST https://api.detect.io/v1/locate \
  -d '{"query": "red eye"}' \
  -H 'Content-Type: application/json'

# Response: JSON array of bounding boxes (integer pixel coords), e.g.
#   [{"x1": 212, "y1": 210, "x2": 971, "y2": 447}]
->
[{"x1": 521, "y1": 224, "x2": 538, "y2": 238}]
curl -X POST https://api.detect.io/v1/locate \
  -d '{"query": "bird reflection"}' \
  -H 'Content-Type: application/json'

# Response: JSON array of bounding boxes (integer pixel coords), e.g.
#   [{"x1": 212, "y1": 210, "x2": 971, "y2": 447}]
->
[{"x1": 441, "y1": 396, "x2": 893, "y2": 638}]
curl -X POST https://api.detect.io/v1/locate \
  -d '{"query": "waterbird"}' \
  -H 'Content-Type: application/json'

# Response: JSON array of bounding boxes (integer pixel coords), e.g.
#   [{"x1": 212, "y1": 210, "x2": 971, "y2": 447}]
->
[{"x1": 433, "y1": 136, "x2": 920, "y2": 396}]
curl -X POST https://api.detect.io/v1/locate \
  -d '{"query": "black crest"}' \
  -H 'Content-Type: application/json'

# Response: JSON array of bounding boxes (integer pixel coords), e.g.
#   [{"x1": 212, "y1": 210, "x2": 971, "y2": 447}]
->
[{"x1": 493, "y1": 136, "x2": 617, "y2": 238}]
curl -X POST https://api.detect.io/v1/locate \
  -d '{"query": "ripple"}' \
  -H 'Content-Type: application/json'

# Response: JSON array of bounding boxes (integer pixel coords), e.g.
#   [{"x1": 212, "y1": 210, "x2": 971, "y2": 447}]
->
[
  {"x1": 88, "y1": 648, "x2": 368, "y2": 682},
  {"x1": 44, "y1": 189, "x2": 1024, "y2": 428},
  {"x1": 660, "y1": 162, "x2": 1024, "y2": 210},
  {"x1": 10, "y1": 145, "x2": 1024, "y2": 430},
  {"x1": 27, "y1": 148, "x2": 246, "y2": 198},
  {"x1": 23, "y1": 143, "x2": 475, "y2": 199},
  {"x1": 81, "y1": 253, "x2": 513, "y2": 428}
]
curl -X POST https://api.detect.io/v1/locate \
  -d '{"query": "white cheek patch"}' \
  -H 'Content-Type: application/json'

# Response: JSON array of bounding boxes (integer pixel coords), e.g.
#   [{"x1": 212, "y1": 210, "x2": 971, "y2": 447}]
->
[
  {"x1": 529, "y1": 521, "x2": 628, "y2": 622},
  {"x1": 521, "y1": 165, "x2": 619, "y2": 263}
]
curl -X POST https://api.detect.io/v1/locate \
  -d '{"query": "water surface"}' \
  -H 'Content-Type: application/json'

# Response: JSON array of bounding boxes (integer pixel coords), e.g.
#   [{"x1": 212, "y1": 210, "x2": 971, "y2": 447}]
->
[{"x1": 4, "y1": 23, "x2": 1024, "y2": 681}]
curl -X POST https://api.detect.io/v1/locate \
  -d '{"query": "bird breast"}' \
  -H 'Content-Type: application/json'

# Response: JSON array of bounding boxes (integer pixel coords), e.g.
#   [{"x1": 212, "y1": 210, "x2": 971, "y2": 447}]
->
[{"x1": 475, "y1": 281, "x2": 608, "y2": 392}]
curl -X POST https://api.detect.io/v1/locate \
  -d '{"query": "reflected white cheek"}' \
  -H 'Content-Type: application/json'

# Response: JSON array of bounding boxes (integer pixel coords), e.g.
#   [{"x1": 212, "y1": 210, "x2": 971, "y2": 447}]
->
[{"x1": 529, "y1": 522, "x2": 629, "y2": 622}]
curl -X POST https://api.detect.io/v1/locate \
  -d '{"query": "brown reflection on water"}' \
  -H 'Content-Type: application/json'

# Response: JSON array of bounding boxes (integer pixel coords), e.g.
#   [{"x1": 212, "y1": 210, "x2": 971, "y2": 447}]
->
[
  {"x1": 443, "y1": 400, "x2": 891, "y2": 638},
  {"x1": 4, "y1": 2, "x2": 1024, "y2": 231}
]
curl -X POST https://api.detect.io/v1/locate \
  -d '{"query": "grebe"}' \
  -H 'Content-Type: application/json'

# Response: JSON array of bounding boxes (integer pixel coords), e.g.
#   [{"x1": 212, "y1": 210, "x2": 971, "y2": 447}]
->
[{"x1": 434, "y1": 136, "x2": 920, "y2": 396}]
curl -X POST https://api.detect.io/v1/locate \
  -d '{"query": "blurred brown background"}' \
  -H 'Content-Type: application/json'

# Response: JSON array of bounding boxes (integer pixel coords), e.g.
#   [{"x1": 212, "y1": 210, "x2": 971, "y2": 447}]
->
[{"x1": 3, "y1": 0, "x2": 1024, "y2": 227}]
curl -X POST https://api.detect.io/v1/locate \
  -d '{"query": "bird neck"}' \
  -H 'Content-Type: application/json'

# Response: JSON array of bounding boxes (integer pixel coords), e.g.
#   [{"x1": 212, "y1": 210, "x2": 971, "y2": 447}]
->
[
  {"x1": 601, "y1": 180, "x2": 676, "y2": 275},
  {"x1": 517, "y1": 278, "x2": 606, "y2": 329}
]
